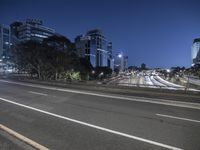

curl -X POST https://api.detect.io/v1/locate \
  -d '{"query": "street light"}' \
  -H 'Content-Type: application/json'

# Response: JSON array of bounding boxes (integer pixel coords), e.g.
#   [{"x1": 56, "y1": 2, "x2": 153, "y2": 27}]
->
[
  {"x1": 118, "y1": 54, "x2": 122, "y2": 58},
  {"x1": 100, "y1": 72, "x2": 104, "y2": 76}
]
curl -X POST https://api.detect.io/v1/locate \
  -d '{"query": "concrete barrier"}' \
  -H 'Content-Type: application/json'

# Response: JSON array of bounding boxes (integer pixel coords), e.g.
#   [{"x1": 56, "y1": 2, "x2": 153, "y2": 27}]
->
[
  {"x1": 0, "y1": 75, "x2": 200, "y2": 102},
  {"x1": 0, "y1": 124, "x2": 49, "y2": 150}
]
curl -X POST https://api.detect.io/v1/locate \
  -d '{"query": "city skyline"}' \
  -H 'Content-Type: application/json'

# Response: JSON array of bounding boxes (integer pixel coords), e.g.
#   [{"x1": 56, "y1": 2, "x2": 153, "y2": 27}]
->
[{"x1": 1, "y1": 0, "x2": 200, "y2": 68}]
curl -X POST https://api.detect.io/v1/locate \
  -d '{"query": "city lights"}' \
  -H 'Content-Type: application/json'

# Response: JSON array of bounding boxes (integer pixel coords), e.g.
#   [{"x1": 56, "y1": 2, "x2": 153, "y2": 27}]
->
[{"x1": 118, "y1": 54, "x2": 122, "y2": 58}]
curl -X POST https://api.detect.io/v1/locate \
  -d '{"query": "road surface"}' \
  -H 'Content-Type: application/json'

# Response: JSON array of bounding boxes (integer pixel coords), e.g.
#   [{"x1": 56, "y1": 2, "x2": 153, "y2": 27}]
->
[
  {"x1": 112, "y1": 72, "x2": 196, "y2": 91},
  {"x1": 0, "y1": 79, "x2": 200, "y2": 150}
]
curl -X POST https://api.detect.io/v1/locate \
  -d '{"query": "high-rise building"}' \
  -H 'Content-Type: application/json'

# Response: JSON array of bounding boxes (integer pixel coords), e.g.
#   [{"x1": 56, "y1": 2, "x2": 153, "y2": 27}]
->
[
  {"x1": 75, "y1": 29, "x2": 113, "y2": 69},
  {"x1": 192, "y1": 38, "x2": 200, "y2": 66},
  {"x1": 123, "y1": 56, "x2": 128, "y2": 70},
  {"x1": 114, "y1": 52, "x2": 128, "y2": 72},
  {"x1": 86, "y1": 29, "x2": 108, "y2": 67},
  {"x1": 107, "y1": 42, "x2": 114, "y2": 70},
  {"x1": 0, "y1": 24, "x2": 11, "y2": 60},
  {"x1": 10, "y1": 21, "x2": 23, "y2": 45},
  {"x1": 10, "y1": 19, "x2": 55, "y2": 43},
  {"x1": 75, "y1": 35, "x2": 91, "y2": 58},
  {"x1": 114, "y1": 52, "x2": 124, "y2": 72}
]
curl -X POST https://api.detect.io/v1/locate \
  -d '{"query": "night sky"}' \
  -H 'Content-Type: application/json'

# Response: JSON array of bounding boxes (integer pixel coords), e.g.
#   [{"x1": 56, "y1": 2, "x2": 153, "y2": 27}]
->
[{"x1": 1, "y1": 0, "x2": 200, "y2": 68}]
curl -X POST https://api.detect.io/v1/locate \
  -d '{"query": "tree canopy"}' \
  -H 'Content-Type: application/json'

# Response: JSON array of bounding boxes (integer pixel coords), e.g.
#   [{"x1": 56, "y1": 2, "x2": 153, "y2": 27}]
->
[{"x1": 12, "y1": 36, "x2": 92, "y2": 80}]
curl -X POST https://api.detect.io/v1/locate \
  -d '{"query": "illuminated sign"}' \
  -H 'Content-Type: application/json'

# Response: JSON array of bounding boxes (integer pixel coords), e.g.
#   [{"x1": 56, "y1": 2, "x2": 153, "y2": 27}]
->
[{"x1": 26, "y1": 19, "x2": 43, "y2": 25}]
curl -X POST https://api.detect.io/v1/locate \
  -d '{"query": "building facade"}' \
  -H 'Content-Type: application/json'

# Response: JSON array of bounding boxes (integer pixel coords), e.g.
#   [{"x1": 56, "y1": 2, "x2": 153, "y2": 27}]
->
[
  {"x1": 75, "y1": 35, "x2": 91, "y2": 58},
  {"x1": 10, "y1": 21, "x2": 22, "y2": 46},
  {"x1": 114, "y1": 52, "x2": 124, "y2": 72},
  {"x1": 75, "y1": 29, "x2": 113, "y2": 69},
  {"x1": 10, "y1": 19, "x2": 55, "y2": 43},
  {"x1": 192, "y1": 38, "x2": 200, "y2": 66},
  {"x1": 123, "y1": 56, "x2": 128, "y2": 71},
  {"x1": 0, "y1": 24, "x2": 11, "y2": 60},
  {"x1": 107, "y1": 42, "x2": 114, "y2": 69},
  {"x1": 114, "y1": 52, "x2": 128, "y2": 72}
]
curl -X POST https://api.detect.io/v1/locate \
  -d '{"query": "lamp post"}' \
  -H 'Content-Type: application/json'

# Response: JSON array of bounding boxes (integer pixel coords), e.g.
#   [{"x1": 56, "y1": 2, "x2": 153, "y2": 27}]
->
[
  {"x1": 117, "y1": 53, "x2": 123, "y2": 73},
  {"x1": 118, "y1": 54, "x2": 122, "y2": 58}
]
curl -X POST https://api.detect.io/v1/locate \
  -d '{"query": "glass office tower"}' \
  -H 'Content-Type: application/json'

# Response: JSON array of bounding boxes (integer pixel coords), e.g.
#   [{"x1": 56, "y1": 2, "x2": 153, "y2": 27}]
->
[
  {"x1": 75, "y1": 29, "x2": 112, "y2": 68},
  {"x1": 0, "y1": 24, "x2": 11, "y2": 60},
  {"x1": 86, "y1": 29, "x2": 108, "y2": 67},
  {"x1": 192, "y1": 38, "x2": 200, "y2": 66},
  {"x1": 11, "y1": 19, "x2": 55, "y2": 43}
]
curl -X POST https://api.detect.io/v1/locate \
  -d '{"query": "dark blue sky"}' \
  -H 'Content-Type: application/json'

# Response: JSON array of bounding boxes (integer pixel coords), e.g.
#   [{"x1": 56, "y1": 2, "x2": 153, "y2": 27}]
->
[{"x1": 1, "y1": 0, "x2": 200, "y2": 68}]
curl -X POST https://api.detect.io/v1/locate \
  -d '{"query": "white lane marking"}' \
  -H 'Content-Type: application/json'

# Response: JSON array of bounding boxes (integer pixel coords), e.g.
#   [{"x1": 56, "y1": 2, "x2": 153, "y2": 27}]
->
[
  {"x1": 0, "y1": 97, "x2": 183, "y2": 150},
  {"x1": 28, "y1": 91, "x2": 47, "y2": 96},
  {"x1": 156, "y1": 76, "x2": 183, "y2": 88},
  {"x1": 0, "y1": 79, "x2": 200, "y2": 110},
  {"x1": 156, "y1": 114, "x2": 200, "y2": 123}
]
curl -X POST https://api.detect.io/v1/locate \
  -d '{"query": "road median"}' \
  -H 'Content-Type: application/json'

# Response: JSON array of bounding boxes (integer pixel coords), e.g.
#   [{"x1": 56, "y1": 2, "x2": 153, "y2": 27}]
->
[{"x1": 1, "y1": 76, "x2": 200, "y2": 103}]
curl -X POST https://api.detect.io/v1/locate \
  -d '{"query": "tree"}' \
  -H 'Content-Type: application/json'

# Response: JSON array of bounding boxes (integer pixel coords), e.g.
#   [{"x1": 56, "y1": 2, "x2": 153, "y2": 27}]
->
[
  {"x1": 78, "y1": 58, "x2": 93, "y2": 80},
  {"x1": 141, "y1": 63, "x2": 146, "y2": 70},
  {"x1": 128, "y1": 66, "x2": 138, "y2": 71},
  {"x1": 114, "y1": 68, "x2": 120, "y2": 75},
  {"x1": 190, "y1": 64, "x2": 200, "y2": 78},
  {"x1": 43, "y1": 34, "x2": 72, "y2": 51},
  {"x1": 13, "y1": 41, "x2": 46, "y2": 79},
  {"x1": 11, "y1": 38, "x2": 92, "y2": 81},
  {"x1": 94, "y1": 67, "x2": 112, "y2": 79}
]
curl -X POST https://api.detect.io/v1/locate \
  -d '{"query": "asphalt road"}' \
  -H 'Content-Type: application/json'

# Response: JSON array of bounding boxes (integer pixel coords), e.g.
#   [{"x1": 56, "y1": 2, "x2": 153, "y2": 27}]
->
[
  {"x1": 114, "y1": 73, "x2": 198, "y2": 92},
  {"x1": 0, "y1": 79, "x2": 200, "y2": 150}
]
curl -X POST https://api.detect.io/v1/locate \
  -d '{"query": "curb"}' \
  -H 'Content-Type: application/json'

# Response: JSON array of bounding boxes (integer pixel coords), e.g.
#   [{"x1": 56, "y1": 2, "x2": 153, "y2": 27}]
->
[{"x1": 0, "y1": 124, "x2": 49, "y2": 150}]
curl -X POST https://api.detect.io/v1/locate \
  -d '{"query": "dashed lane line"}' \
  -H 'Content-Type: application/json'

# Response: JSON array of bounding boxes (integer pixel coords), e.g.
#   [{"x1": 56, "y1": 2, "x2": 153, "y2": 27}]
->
[{"x1": 0, "y1": 97, "x2": 183, "y2": 150}]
